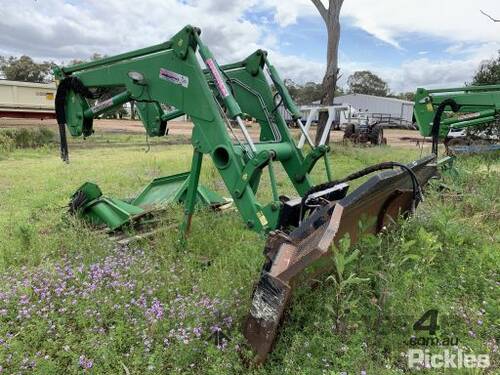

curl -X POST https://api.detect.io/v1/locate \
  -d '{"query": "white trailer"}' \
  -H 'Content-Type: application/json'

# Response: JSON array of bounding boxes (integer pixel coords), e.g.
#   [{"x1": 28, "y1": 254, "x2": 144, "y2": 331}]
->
[{"x1": 0, "y1": 79, "x2": 56, "y2": 119}]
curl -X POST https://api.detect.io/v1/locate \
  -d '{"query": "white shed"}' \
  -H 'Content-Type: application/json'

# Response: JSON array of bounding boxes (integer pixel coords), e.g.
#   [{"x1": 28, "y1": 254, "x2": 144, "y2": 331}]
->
[{"x1": 334, "y1": 94, "x2": 414, "y2": 125}]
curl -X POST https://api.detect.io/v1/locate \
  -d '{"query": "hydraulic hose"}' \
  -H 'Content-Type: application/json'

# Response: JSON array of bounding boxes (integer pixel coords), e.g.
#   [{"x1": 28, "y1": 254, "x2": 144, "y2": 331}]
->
[
  {"x1": 431, "y1": 98, "x2": 460, "y2": 156},
  {"x1": 300, "y1": 161, "x2": 423, "y2": 221},
  {"x1": 55, "y1": 76, "x2": 97, "y2": 162}
]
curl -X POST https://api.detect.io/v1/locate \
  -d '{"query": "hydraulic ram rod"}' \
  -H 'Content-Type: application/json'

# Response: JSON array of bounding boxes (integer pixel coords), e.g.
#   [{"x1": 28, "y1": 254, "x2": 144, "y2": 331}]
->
[
  {"x1": 194, "y1": 33, "x2": 257, "y2": 154},
  {"x1": 265, "y1": 60, "x2": 315, "y2": 148}
]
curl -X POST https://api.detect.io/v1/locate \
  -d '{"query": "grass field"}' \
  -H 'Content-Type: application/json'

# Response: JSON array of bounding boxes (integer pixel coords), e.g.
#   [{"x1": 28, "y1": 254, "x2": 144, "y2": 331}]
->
[{"x1": 0, "y1": 134, "x2": 498, "y2": 374}]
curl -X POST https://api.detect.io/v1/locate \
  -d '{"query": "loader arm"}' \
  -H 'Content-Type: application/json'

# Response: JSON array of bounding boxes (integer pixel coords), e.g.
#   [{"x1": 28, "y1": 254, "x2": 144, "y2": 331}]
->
[
  {"x1": 414, "y1": 84, "x2": 500, "y2": 138},
  {"x1": 54, "y1": 25, "x2": 443, "y2": 363},
  {"x1": 54, "y1": 25, "x2": 332, "y2": 234}
]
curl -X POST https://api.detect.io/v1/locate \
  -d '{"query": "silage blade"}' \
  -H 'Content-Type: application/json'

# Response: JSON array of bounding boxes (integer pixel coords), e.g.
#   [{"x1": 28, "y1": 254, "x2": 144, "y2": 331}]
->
[{"x1": 244, "y1": 155, "x2": 438, "y2": 363}]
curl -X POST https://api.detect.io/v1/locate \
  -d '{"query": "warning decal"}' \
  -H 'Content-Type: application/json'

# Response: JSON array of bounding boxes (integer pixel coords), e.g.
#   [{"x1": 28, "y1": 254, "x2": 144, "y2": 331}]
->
[
  {"x1": 159, "y1": 68, "x2": 189, "y2": 88},
  {"x1": 205, "y1": 58, "x2": 229, "y2": 97}
]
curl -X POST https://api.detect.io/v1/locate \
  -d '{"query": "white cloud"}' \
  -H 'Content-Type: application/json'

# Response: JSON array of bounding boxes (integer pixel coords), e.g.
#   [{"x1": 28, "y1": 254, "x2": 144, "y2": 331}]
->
[
  {"x1": 259, "y1": 0, "x2": 500, "y2": 90},
  {"x1": 341, "y1": 0, "x2": 500, "y2": 47},
  {"x1": 0, "y1": 0, "x2": 317, "y2": 83},
  {"x1": 0, "y1": 0, "x2": 498, "y2": 92},
  {"x1": 338, "y1": 48, "x2": 500, "y2": 93},
  {"x1": 260, "y1": 0, "x2": 500, "y2": 47},
  {"x1": 360, "y1": 42, "x2": 500, "y2": 92}
]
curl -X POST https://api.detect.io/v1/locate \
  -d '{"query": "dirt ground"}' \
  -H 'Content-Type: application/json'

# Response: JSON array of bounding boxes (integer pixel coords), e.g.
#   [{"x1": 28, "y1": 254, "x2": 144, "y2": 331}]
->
[{"x1": 0, "y1": 117, "x2": 431, "y2": 149}]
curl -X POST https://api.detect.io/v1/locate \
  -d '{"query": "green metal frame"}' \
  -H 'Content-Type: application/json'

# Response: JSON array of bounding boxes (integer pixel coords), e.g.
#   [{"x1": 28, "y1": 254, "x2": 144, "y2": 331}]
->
[
  {"x1": 414, "y1": 84, "x2": 500, "y2": 138},
  {"x1": 55, "y1": 25, "x2": 333, "y2": 234}
]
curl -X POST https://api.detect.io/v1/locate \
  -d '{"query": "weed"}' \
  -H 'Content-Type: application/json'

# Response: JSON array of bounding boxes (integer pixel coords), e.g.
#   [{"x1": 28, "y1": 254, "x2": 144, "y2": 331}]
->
[
  {"x1": 0, "y1": 137, "x2": 498, "y2": 373},
  {"x1": 0, "y1": 128, "x2": 55, "y2": 150},
  {"x1": 326, "y1": 235, "x2": 369, "y2": 334}
]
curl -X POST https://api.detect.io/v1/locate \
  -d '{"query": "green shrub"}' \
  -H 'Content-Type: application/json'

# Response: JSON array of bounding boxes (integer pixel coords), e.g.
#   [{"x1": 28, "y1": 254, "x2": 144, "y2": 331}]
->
[
  {"x1": 0, "y1": 132, "x2": 15, "y2": 153},
  {"x1": 0, "y1": 128, "x2": 55, "y2": 149}
]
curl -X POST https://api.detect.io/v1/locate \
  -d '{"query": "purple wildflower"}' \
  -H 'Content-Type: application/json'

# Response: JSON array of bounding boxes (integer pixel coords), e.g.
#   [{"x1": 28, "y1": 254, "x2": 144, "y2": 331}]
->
[
  {"x1": 193, "y1": 327, "x2": 202, "y2": 338},
  {"x1": 223, "y1": 316, "x2": 233, "y2": 328},
  {"x1": 19, "y1": 295, "x2": 29, "y2": 305},
  {"x1": 146, "y1": 298, "x2": 164, "y2": 321},
  {"x1": 79, "y1": 355, "x2": 93, "y2": 369},
  {"x1": 210, "y1": 325, "x2": 221, "y2": 333},
  {"x1": 217, "y1": 338, "x2": 228, "y2": 350}
]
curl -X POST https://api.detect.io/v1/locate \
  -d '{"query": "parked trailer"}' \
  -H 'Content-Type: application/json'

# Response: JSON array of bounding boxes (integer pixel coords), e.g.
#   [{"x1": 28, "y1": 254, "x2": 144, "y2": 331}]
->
[
  {"x1": 334, "y1": 93, "x2": 414, "y2": 127},
  {"x1": 0, "y1": 80, "x2": 56, "y2": 119}
]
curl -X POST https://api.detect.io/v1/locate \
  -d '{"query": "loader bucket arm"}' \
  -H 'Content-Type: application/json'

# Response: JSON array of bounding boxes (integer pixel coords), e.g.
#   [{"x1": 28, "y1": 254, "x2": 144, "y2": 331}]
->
[
  {"x1": 53, "y1": 25, "x2": 334, "y2": 234},
  {"x1": 414, "y1": 84, "x2": 500, "y2": 138}
]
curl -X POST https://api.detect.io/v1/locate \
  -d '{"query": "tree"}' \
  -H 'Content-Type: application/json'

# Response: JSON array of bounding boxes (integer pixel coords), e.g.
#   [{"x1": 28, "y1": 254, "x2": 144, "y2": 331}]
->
[
  {"x1": 311, "y1": 0, "x2": 344, "y2": 145},
  {"x1": 284, "y1": 78, "x2": 301, "y2": 103},
  {"x1": 0, "y1": 55, "x2": 54, "y2": 82},
  {"x1": 472, "y1": 51, "x2": 500, "y2": 85},
  {"x1": 480, "y1": 10, "x2": 499, "y2": 22},
  {"x1": 297, "y1": 82, "x2": 324, "y2": 105},
  {"x1": 396, "y1": 92, "x2": 415, "y2": 102},
  {"x1": 347, "y1": 71, "x2": 389, "y2": 97},
  {"x1": 284, "y1": 79, "x2": 343, "y2": 105}
]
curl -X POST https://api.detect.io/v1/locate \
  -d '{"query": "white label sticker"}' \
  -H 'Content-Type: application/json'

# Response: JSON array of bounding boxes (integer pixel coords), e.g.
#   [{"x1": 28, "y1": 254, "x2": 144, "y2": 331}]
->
[
  {"x1": 257, "y1": 211, "x2": 268, "y2": 227},
  {"x1": 206, "y1": 58, "x2": 229, "y2": 97},
  {"x1": 457, "y1": 112, "x2": 481, "y2": 121},
  {"x1": 159, "y1": 68, "x2": 189, "y2": 88},
  {"x1": 92, "y1": 98, "x2": 114, "y2": 113}
]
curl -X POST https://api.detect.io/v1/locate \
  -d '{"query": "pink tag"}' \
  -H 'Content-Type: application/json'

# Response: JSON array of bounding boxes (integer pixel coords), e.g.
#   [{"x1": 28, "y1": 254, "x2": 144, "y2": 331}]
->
[{"x1": 206, "y1": 58, "x2": 229, "y2": 97}]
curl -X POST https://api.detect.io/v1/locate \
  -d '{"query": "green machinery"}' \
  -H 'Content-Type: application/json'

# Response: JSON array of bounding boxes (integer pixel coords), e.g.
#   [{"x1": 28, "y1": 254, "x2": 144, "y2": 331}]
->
[
  {"x1": 55, "y1": 25, "x2": 442, "y2": 362},
  {"x1": 414, "y1": 84, "x2": 500, "y2": 154},
  {"x1": 55, "y1": 25, "x2": 330, "y2": 234}
]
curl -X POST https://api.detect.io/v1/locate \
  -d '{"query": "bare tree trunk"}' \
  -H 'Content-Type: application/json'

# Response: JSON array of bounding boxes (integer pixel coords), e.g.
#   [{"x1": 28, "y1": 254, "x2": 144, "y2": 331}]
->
[
  {"x1": 480, "y1": 10, "x2": 500, "y2": 22},
  {"x1": 311, "y1": 0, "x2": 343, "y2": 145}
]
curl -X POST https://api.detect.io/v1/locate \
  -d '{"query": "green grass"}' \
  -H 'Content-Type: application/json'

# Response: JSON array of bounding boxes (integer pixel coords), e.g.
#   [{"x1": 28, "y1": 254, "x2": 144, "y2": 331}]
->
[{"x1": 0, "y1": 136, "x2": 498, "y2": 374}]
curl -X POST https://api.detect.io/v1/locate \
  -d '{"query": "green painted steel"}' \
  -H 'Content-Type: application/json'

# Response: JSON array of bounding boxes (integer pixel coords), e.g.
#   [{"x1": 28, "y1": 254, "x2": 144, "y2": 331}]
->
[
  {"x1": 72, "y1": 174, "x2": 228, "y2": 231},
  {"x1": 71, "y1": 182, "x2": 145, "y2": 230},
  {"x1": 84, "y1": 91, "x2": 132, "y2": 119},
  {"x1": 414, "y1": 85, "x2": 500, "y2": 138},
  {"x1": 56, "y1": 25, "x2": 332, "y2": 233},
  {"x1": 135, "y1": 102, "x2": 167, "y2": 137}
]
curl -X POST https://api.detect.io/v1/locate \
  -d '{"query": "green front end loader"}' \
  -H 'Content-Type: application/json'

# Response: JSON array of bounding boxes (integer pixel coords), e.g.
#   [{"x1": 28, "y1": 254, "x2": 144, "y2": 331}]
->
[
  {"x1": 54, "y1": 25, "x2": 445, "y2": 362},
  {"x1": 414, "y1": 85, "x2": 500, "y2": 155}
]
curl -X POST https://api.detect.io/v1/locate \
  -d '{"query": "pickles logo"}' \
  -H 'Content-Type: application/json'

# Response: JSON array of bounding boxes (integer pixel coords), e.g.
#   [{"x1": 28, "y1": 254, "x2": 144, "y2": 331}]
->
[{"x1": 406, "y1": 310, "x2": 490, "y2": 370}]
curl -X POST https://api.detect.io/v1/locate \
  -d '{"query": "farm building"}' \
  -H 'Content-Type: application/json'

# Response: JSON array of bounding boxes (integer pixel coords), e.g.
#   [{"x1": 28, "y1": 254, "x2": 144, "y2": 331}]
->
[{"x1": 334, "y1": 93, "x2": 414, "y2": 126}]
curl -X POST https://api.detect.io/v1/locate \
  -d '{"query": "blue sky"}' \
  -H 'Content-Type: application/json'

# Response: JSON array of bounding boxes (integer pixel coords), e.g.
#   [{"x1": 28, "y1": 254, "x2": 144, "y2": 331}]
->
[
  {"x1": 244, "y1": 1, "x2": 499, "y2": 91},
  {"x1": 0, "y1": 0, "x2": 499, "y2": 92}
]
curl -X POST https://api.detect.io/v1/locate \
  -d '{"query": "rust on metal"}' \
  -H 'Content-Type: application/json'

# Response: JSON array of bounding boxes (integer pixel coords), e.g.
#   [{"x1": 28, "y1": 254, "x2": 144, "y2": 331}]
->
[{"x1": 244, "y1": 155, "x2": 438, "y2": 363}]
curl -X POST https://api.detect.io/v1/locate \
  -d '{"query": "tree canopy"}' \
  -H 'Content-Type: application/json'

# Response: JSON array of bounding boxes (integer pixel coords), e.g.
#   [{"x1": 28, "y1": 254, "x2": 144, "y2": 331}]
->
[
  {"x1": 284, "y1": 79, "x2": 344, "y2": 105},
  {"x1": 472, "y1": 51, "x2": 500, "y2": 85},
  {"x1": 347, "y1": 70, "x2": 389, "y2": 97},
  {"x1": 0, "y1": 55, "x2": 54, "y2": 83}
]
